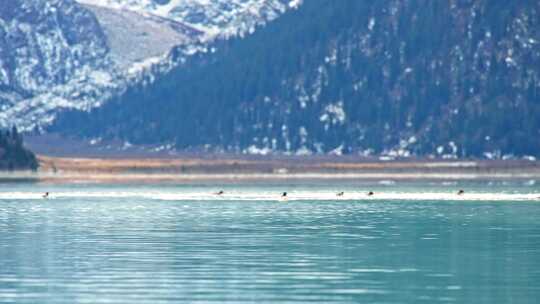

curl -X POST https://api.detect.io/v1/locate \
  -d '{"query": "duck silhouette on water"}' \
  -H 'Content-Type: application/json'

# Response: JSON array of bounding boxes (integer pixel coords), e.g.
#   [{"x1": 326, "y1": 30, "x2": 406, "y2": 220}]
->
[
  {"x1": 215, "y1": 190, "x2": 224, "y2": 195},
  {"x1": 457, "y1": 190, "x2": 465, "y2": 196},
  {"x1": 337, "y1": 192, "x2": 344, "y2": 197},
  {"x1": 367, "y1": 191, "x2": 374, "y2": 197}
]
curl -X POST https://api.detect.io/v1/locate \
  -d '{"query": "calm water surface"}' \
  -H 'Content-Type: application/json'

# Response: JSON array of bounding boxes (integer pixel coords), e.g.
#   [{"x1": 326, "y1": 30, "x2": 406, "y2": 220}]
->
[{"x1": 1, "y1": 181, "x2": 540, "y2": 303}]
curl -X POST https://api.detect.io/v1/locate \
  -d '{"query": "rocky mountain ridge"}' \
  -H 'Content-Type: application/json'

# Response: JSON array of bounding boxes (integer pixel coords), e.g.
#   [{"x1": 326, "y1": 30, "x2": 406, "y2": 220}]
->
[
  {"x1": 0, "y1": 0, "x2": 113, "y2": 130},
  {"x1": 0, "y1": 0, "x2": 299, "y2": 131}
]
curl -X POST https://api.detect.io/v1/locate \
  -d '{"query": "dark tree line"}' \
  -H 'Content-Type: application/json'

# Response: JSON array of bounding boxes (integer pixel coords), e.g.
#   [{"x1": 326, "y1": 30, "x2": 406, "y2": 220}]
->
[{"x1": 0, "y1": 126, "x2": 38, "y2": 170}]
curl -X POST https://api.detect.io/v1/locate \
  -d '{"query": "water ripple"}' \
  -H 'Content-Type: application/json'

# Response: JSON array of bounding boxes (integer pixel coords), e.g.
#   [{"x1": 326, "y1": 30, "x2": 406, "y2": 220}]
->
[{"x1": 1, "y1": 183, "x2": 540, "y2": 303}]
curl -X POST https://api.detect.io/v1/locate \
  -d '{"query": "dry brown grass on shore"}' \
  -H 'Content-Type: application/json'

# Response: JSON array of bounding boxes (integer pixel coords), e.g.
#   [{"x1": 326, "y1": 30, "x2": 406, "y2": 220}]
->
[
  {"x1": 38, "y1": 155, "x2": 474, "y2": 173},
  {"x1": 0, "y1": 155, "x2": 537, "y2": 184},
  {"x1": 36, "y1": 155, "x2": 540, "y2": 175},
  {"x1": 37, "y1": 155, "x2": 255, "y2": 173}
]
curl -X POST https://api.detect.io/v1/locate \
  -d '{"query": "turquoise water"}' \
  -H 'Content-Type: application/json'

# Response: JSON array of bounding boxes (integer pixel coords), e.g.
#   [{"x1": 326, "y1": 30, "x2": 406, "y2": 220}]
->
[{"x1": 1, "y1": 181, "x2": 540, "y2": 303}]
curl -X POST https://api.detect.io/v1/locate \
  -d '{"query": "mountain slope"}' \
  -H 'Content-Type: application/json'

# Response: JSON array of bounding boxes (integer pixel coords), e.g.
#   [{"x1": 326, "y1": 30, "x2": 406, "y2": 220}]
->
[
  {"x1": 0, "y1": 0, "x2": 208, "y2": 131},
  {"x1": 0, "y1": 0, "x2": 113, "y2": 129},
  {"x1": 52, "y1": 0, "x2": 540, "y2": 158},
  {"x1": 0, "y1": 0, "x2": 297, "y2": 132}
]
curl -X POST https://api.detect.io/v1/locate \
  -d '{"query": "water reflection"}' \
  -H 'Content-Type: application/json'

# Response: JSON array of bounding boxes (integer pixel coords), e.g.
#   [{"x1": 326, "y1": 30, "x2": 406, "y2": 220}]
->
[{"x1": 1, "y1": 185, "x2": 540, "y2": 303}]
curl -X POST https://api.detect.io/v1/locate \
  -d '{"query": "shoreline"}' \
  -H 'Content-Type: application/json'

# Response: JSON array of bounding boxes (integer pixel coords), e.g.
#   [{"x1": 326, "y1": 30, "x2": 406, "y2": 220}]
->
[
  {"x1": 1, "y1": 155, "x2": 539, "y2": 184},
  {"x1": 2, "y1": 172, "x2": 540, "y2": 184}
]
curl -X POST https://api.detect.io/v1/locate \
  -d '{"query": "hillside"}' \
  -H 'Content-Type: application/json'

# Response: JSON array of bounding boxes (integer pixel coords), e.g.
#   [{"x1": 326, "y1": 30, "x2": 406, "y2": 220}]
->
[
  {"x1": 0, "y1": 0, "x2": 297, "y2": 131},
  {"x1": 51, "y1": 0, "x2": 540, "y2": 158},
  {"x1": 0, "y1": 0, "x2": 113, "y2": 130}
]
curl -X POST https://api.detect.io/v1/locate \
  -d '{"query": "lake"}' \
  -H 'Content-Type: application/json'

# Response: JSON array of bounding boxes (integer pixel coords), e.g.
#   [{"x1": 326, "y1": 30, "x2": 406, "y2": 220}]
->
[{"x1": 1, "y1": 181, "x2": 540, "y2": 303}]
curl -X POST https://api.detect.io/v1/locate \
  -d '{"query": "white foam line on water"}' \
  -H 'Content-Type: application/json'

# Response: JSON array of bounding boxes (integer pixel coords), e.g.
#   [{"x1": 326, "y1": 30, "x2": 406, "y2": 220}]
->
[{"x1": 0, "y1": 191, "x2": 539, "y2": 201}]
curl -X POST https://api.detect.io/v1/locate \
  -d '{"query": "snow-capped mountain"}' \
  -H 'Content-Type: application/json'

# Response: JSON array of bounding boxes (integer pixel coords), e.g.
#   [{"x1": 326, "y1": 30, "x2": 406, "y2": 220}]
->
[{"x1": 0, "y1": 0, "x2": 300, "y2": 131}]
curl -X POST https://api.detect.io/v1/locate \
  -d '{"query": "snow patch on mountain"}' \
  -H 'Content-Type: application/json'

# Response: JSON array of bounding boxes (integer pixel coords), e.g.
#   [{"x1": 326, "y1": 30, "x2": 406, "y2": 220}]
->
[
  {"x1": 76, "y1": 0, "x2": 302, "y2": 40},
  {"x1": 82, "y1": 3, "x2": 202, "y2": 68}
]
